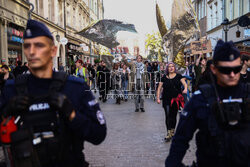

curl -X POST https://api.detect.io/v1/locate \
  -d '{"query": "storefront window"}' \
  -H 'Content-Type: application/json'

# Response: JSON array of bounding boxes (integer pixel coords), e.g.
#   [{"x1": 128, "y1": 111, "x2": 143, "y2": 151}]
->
[{"x1": 7, "y1": 23, "x2": 24, "y2": 65}]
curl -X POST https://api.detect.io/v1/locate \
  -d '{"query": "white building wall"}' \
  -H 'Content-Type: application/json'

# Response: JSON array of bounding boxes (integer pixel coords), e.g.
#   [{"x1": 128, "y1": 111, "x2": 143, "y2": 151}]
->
[
  {"x1": 43, "y1": 0, "x2": 48, "y2": 19},
  {"x1": 207, "y1": 30, "x2": 223, "y2": 53}
]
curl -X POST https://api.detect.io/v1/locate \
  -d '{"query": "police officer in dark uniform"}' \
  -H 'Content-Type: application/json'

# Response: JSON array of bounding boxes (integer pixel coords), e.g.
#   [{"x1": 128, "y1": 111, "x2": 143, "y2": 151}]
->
[
  {"x1": 0, "y1": 19, "x2": 106, "y2": 167},
  {"x1": 165, "y1": 40, "x2": 250, "y2": 167}
]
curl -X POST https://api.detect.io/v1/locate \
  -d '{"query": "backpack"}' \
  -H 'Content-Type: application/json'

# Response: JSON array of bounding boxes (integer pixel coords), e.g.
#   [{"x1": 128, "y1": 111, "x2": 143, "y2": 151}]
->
[{"x1": 7, "y1": 72, "x2": 68, "y2": 167}]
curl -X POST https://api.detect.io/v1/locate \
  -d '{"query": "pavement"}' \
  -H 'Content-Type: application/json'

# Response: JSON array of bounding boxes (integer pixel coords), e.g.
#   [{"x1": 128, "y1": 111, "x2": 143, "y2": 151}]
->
[{"x1": 85, "y1": 94, "x2": 196, "y2": 167}]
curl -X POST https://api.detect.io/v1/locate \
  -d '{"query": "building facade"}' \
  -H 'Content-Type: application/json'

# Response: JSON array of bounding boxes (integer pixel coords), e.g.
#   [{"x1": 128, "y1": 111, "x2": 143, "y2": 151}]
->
[
  {"x1": 195, "y1": 0, "x2": 250, "y2": 57},
  {"x1": 0, "y1": 0, "x2": 29, "y2": 66},
  {"x1": 0, "y1": 0, "x2": 104, "y2": 71},
  {"x1": 185, "y1": 0, "x2": 250, "y2": 62}
]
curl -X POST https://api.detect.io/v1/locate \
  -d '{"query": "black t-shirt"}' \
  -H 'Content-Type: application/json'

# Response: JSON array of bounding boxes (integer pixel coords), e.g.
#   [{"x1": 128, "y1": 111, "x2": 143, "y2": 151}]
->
[{"x1": 161, "y1": 74, "x2": 183, "y2": 104}]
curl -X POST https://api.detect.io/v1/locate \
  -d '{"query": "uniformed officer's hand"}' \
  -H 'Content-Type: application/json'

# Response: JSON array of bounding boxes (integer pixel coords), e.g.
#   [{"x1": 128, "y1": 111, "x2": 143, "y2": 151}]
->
[
  {"x1": 49, "y1": 93, "x2": 74, "y2": 121},
  {"x1": 3, "y1": 95, "x2": 30, "y2": 117}
]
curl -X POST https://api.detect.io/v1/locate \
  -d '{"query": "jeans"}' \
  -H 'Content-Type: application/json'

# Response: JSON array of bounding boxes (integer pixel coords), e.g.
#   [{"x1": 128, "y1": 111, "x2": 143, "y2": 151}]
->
[{"x1": 122, "y1": 80, "x2": 128, "y2": 99}]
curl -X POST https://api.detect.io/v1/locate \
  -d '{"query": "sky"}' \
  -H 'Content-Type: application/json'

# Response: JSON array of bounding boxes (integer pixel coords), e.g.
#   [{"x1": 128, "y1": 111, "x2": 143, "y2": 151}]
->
[{"x1": 103, "y1": 0, "x2": 173, "y2": 36}]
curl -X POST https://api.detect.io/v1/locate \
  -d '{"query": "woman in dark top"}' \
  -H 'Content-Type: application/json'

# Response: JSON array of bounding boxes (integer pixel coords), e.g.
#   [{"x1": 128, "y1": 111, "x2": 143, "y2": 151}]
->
[
  {"x1": 157, "y1": 62, "x2": 187, "y2": 142},
  {"x1": 121, "y1": 64, "x2": 129, "y2": 101}
]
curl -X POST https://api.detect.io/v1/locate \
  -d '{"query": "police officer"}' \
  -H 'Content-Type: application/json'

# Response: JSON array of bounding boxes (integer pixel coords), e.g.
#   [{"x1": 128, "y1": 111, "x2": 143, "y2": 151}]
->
[
  {"x1": 165, "y1": 40, "x2": 250, "y2": 167},
  {"x1": 0, "y1": 19, "x2": 106, "y2": 167}
]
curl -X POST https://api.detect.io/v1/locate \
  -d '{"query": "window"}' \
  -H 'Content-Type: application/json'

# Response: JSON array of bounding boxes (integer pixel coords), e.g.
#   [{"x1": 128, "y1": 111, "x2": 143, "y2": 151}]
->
[
  {"x1": 209, "y1": 5, "x2": 213, "y2": 29},
  {"x1": 230, "y1": 0, "x2": 233, "y2": 20},
  {"x1": 66, "y1": 4, "x2": 71, "y2": 26},
  {"x1": 243, "y1": 0, "x2": 250, "y2": 14},
  {"x1": 204, "y1": 0, "x2": 206, "y2": 16},
  {"x1": 38, "y1": 0, "x2": 44, "y2": 16},
  {"x1": 58, "y1": 1, "x2": 63, "y2": 27},
  {"x1": 95, "y1": 2, "x2": 97, "y2": 14},
  {"x1": 215, "y1": 2, "x2": 218, "y2": 27},
  {"x1": 73, "y1": 8, "x2": 76, "y2": 29},
  {"x1": 48, "y1": 0, "x2": 55, "y2": 22}
]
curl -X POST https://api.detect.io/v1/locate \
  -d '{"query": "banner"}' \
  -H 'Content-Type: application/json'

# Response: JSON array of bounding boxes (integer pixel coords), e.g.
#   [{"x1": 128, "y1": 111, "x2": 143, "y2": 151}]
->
[{"x1": 190, "y1": 39, "x2": 212, "y2": 55}]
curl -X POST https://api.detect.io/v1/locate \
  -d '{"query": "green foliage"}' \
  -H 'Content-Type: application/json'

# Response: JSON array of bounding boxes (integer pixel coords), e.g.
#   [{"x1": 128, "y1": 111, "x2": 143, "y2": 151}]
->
[
  {"x1": 145, "y1": 32, "x2": 165, "y2": 62},
  {"x1": 94, "y1": 58, "x2": 100, "y2": 64}
]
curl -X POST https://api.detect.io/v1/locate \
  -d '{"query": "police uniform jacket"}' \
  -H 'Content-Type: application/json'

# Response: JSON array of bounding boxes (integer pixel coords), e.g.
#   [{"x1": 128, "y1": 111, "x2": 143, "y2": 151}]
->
[
  {"x1": 165, "y1": 83, "x2": 250, "y2": 167},
  {"x1": 0, "y1": 72, "x2": 107, "y2": 167}
]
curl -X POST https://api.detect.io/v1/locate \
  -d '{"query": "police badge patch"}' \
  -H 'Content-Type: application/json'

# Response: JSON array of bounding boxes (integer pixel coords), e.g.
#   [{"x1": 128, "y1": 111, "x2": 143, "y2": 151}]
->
[
  {"x1": 229, "y1": 54, "x2": 234, "y2": 61},
  {"x1": 26, "y1": 29, "x2": 32, "y2": 37},
  {"x1": 96, "y1": 110, "x2": 105, "y2": 125}
]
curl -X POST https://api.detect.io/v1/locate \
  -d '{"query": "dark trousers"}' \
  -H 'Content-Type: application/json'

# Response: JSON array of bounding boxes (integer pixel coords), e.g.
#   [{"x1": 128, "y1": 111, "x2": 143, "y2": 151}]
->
[
  {"x1": 163, "y1": 102, "x2": 178, "y2": 130},
  {"x1": 99, "y1": 83, "x2": 108, "y2": 100}
]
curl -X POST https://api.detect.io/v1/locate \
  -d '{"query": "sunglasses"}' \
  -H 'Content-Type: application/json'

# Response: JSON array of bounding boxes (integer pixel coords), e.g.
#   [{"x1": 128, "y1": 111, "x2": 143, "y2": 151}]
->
[{"x1": 216, "y1": 65, "x2": 242, "y2": 75}]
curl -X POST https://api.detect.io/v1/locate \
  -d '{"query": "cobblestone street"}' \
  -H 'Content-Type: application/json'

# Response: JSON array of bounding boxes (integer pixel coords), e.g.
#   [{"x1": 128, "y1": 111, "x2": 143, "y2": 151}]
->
[{"x1": 85, "y1": 94, "x2": 196, "y2": 167}]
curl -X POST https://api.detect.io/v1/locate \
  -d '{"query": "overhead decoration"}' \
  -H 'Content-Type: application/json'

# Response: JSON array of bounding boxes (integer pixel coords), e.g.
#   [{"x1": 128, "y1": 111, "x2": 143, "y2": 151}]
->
[
  {"x1": 160, "y1": 0, "x2": 200, "y2": 67},
  {"x1": 77, "y1": 19, "x2": 137, "y2": 49},
  {"x1": 99, "y1": 45, "x2": 112, "y2": 56}
]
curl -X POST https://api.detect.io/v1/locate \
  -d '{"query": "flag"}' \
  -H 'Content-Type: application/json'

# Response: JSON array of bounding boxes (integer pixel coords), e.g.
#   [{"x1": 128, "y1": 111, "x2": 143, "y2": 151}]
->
[
  {"x1": 77, "y1": 19, "x2": 137, "y2": 48},
  {"x1": 162, "y1": 0, "x2": 200, "y2": 64},
  {"x1": 156, "y1": 2, "x2": 168, "y2": 37}
]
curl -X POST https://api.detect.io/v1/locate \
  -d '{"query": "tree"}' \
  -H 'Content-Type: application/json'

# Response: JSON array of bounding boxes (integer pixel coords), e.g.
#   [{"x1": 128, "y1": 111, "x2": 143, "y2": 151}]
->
[
  {"x1": 145, "y1": 32, "x2": 165, "y2": 62},
  {"x1": 94, "y1": 58, "x2": 100, "y2": 64}
]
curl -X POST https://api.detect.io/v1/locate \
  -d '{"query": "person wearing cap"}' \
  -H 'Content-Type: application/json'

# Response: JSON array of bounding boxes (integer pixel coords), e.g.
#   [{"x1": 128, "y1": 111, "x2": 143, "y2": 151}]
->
[
  {"x1": 75, "y1": 59, "x2": 89, "y2": 85},
  {"x1": 0, "y1": 19, "x2": 106, "y2": 167},
  {"x1": 165, "y1": 40, "x2": 250, "y2": 167}
]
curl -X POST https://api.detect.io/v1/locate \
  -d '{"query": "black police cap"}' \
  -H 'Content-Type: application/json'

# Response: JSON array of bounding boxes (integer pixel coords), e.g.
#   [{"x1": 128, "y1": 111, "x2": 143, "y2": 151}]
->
[
  {"x1": 23, "y1": 19, "x2": 54, "y2": 40},
  {"x1": 213, "y1": 40, "x2": 240, "y2": 62}
]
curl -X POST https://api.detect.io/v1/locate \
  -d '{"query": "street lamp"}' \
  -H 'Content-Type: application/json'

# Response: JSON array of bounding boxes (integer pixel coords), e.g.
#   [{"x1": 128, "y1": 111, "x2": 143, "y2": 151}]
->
[
  {"x1": 221, "y1": 18, "x2": 230, "y2": 42},
  {"x1": 51, "y1": 31, "x2": 60, "y2": 42}
]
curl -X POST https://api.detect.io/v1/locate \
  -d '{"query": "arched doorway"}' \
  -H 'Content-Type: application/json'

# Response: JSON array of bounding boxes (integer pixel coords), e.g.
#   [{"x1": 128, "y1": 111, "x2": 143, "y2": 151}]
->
[{"x1": 57, "y1": 45, "x2": 64, "y2": 70}]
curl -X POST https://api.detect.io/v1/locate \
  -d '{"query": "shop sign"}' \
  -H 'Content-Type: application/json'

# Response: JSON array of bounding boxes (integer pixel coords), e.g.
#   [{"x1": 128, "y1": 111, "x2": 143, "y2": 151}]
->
[
  {"x1": 9, "y1": 36, "x2": 23, "y2": 43},
  {"x1": 190, "y1": 39, "x2": 212, "y2": 54},
  {"x1": 7, "y1": 27, "x2": 23, "y2": 38},
  {"x1": 7, "y1": 27, "x2": 24, "y2": 43},
  {"x1": 69, "y1": 44, "x2": 81, "y2": 51},
  {"x1": 67, "y1": 43, "x2": 84, "y2": 55}
]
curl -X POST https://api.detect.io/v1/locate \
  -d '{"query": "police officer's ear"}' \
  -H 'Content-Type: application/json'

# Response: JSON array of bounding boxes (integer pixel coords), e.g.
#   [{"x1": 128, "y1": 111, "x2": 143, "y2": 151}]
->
[
  {"x1": 49, "y1": 40, "x2": 57, "y2": 58},
  {"x1": 210, "y1": 63, "x2": 217, "y2": 75}
]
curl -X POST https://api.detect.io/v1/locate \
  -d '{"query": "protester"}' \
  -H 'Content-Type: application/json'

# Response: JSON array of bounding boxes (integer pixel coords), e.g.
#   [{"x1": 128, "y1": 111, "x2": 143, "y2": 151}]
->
[
  {"x1": 99, "y1": 62, "x2": 110, "y2": 102},
  {"x1": 157, "y1": 62, "x2": 187, "y2": 142},
  {"x1": 194, "y1": 55, "x2": 207, "y2": 91},
  {"x1": 121, "y1": 64, "x2": 129, "y2": 101},
  {"x1": 75, "y1": 59, "x2": 89, "y2": 84},
  {"x1": 112, "y1": 63, "x2": 122, "y2": 104},
  {"x1": 122, "y1": 54, "x2": 148, "y2": 112},
  {"x1": 1, "y1": 64, "x2": 15, "y2": 80},
  {"x1": 13, "y1": 61, "x2": 23, "y2": 77},
  {"x1": 240, "y1": 54, "x2": 250, "y2": 83}
]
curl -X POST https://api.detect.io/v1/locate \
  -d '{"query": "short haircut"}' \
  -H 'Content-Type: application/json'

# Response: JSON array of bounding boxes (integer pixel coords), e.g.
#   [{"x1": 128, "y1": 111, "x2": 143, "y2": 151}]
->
[
  {"x1": 17, "y1": 61, "x2": 22, "y2": 66},
  {"x1": 137, "y1": 55, "x2": 143, "y2": 60}
]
